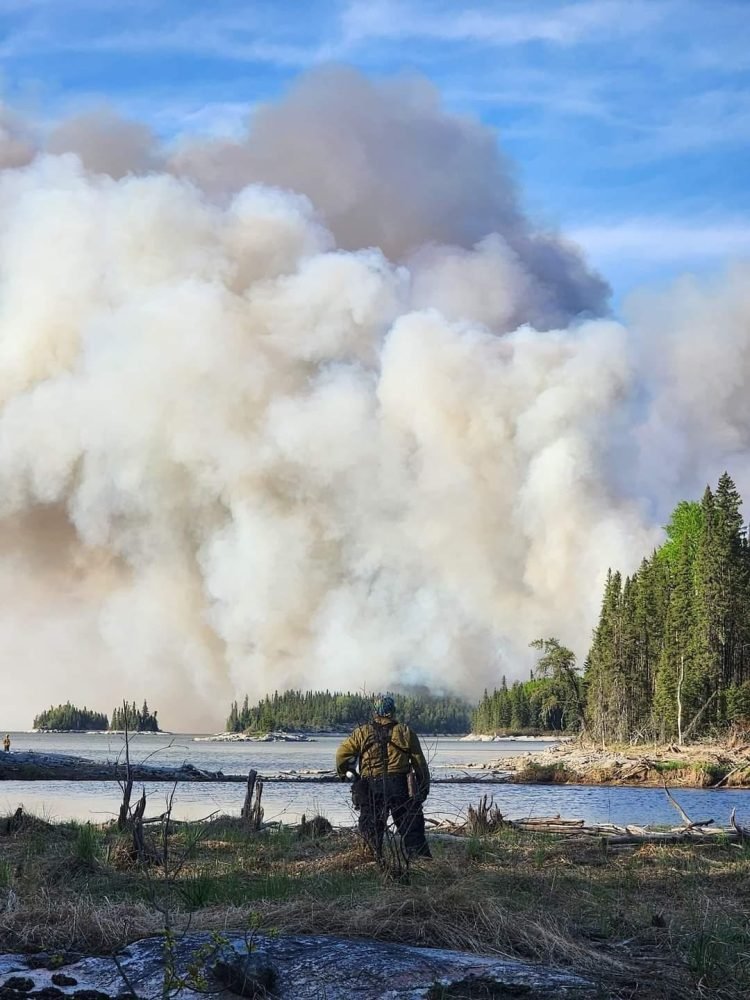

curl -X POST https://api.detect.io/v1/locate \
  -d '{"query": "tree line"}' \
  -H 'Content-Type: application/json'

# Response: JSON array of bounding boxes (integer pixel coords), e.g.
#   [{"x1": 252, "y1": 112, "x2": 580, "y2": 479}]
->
[
  {"x1": 33, "y1": 702, "x2": 109, "y2": 732},
  {"x1": 110, "y1": 700, "x2": 160, "y2": 732},
  {"x1": 226, "y1": 689, "x2": 472, "y2": 734},
  {"x1": 33, "y1": 700, "x2": 160, "y2": 732},
  {"x1": 472, "y1": 638, "x2": 586, "y2": 734},
  {"x1": 474, "y1": 472, "x2": 750, "y2": 743},
  {"x1": 586, "y1": 472, "x2": 750, "y2": 742}
]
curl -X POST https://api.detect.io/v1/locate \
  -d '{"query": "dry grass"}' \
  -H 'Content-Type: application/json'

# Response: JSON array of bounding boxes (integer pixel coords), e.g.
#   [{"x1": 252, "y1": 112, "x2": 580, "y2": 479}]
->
[{"x1": 1, "y1": 811, "x2": 750, "y2": 999}]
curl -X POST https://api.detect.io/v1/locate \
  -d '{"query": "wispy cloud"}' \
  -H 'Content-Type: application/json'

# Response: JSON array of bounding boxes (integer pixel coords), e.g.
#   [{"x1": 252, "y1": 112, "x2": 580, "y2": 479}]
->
[
  {"x1": 0, "y1": 3, "x2": 341, "y2": 67},
  {"x1": 622, "y1": 88, "x2": 750, "y2": 159},
  {"x1": 446, "y1": 71, "x2": 617, "y2": 124},
  {"x1": 342, "y1": 0, "x2": 664, "y2": 47},
  {"x1": 571, "y1": 218, "x2": 750, "y2": 262}
]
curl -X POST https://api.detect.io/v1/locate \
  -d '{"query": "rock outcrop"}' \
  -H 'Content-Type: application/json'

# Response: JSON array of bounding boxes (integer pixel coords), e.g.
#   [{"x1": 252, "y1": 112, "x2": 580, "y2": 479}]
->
[{"x1": 0, "y1": 931, "x2": 594, "y2": 999}]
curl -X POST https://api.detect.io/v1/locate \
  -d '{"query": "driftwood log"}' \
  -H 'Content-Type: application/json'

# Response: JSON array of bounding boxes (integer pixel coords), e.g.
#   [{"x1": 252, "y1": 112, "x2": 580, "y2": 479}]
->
[{"x1": 427, "y1": 789, "x2": 750, "y2": 846}]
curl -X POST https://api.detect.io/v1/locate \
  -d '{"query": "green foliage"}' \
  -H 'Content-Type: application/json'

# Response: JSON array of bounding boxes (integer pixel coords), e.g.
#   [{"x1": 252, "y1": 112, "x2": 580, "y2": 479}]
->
[
  {"x1": 472, "y1": 641, "x2": 585, "y2": 735},
  {"x1": 71, "y1": 823, "x2": 102, "y2": 868},
  {"x1": 727, "y1": 681, "x2": 750, "y2": 724},
  {"x1": 586, "y1": 472, "x2": 750, "y2": 742},
  {"x1": 110, "y1": 700, "x2": 160, "y2": 732},
  {"x1": 33, "y1": 702, "x2": 108, "y2": 731},
  {"x1": 226, "y1": 689, "x2": 471, "y2": 734},
  {"x1": 473, "y1": 678, "x2": 564, "y2": 733},
  {"x1": 529, "y1": 638, "x2": 586, "y2": 731},
  {"x1": 684, "y1": 916, "x2": 750, "y2": 989},
  {"x1": 659, "y1": 501, "x2": 703, "y2": 567}
]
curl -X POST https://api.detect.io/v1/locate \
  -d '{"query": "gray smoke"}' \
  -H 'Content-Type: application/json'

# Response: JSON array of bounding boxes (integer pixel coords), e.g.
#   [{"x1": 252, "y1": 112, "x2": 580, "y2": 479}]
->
[
  {"x1": 0, "y1": 68, "x2": 743, "y2": 731},
  {"x1": 47, "y1": 107, "x2": 160, "y2": 179},
  {"x1": 0, "y1": 103, "x2": 35, "y2": 170},
  {"x1": 172, "y1": 68, "x2": 609, "y2": 330}
]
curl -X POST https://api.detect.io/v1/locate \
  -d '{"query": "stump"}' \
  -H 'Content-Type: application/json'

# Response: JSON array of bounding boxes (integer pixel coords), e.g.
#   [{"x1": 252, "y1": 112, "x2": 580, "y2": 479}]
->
[
  {"x1": 466, "y1": 795, "x2": 504, "y2": 836},
  {"x1": 241, "y1": 770, "x2": 264, "y2": 831}
]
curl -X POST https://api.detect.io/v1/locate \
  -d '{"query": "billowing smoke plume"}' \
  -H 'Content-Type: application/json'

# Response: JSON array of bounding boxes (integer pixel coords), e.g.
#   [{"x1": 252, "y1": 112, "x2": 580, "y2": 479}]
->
[{"x1": 0, "y1": 69, "x2": 744, "y2": 730}]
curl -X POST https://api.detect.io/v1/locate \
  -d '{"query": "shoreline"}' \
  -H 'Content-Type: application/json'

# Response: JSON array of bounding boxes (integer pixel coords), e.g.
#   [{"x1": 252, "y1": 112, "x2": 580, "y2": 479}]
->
[
  {"x1": 194, "y1": 732, "x2": 317, "y2": 743},
  {"x1": 458, "y1": 732, "x2": 569, "y2": 742},
  {"x1": 469, "y1": 739, "x2": 750, "y2": 788}
]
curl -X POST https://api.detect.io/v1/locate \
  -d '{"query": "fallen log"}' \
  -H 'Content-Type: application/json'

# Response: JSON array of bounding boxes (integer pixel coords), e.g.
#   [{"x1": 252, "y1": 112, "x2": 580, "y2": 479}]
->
[
  {"x1": 662, "y1": 780, "x2": 714, "y2": 829},
  {"x1": 514, "y1": 816, "x2": 585, "y2": 827},
  {"x1": 424, "y1": 796, "x2": 750, "y2": 846},
  {"x1": 603, "y1": 830, "x2": 738, "y2": 846},
  {"x1": 730, "y1": 807, "x2": 750, "y2": 842}
]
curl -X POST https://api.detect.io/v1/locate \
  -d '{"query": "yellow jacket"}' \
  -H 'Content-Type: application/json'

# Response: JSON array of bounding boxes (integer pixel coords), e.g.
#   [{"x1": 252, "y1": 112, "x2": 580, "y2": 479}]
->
[{"x1": 335, "y1": 716, "x2": 430, "y2": 797}]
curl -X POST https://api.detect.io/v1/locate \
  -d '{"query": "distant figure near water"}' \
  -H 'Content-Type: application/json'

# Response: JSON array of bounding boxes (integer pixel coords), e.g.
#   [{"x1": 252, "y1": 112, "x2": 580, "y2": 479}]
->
[
  {"x1": 336, "y1": 695, "x2": 432, "y2": 862},
  {"x1": 3, "y1": 734, "x2": 10, "y2": 752}
]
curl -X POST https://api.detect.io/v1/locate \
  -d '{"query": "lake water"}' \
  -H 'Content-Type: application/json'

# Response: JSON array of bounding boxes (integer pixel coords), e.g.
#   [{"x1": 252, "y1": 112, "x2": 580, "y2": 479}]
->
[{"x1": 2, "y1": 731, "x2": 750, "y2": 828}]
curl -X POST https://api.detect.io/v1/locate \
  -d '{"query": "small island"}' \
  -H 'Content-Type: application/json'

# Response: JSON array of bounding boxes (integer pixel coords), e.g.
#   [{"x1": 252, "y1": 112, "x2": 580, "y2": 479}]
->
[
  {"x1": 33, "y1": 702, "x2": 108, "y2": 732},
  {"x1": 32, "y1": 699, "x2": 161, "y2": 733}
]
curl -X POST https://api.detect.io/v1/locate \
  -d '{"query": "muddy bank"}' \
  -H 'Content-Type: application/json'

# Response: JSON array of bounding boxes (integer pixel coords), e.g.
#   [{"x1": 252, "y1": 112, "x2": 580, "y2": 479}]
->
[{"x1": 472, "y1": 740, "x2": 750, "y2": 788}]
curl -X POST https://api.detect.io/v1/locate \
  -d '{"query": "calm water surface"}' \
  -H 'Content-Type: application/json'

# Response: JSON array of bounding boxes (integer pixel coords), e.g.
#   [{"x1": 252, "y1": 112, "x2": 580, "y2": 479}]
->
[{"x1": 2, "y1": 732, "x2": 749, "y2": 828}]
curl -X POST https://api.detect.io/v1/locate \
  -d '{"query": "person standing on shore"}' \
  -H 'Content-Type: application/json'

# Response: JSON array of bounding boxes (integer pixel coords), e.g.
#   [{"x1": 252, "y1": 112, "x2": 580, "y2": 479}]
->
[
  {"x1": 3, "y1": 734, "x2": 10, "y2": 752},
  {"x1": 335, "y1": 695, "x2": 432, "y2": 861}
]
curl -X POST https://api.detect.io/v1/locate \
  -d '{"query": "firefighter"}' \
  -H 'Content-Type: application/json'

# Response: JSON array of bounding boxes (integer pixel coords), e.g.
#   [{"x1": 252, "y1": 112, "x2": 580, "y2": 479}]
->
[{"x1": 335, "y1": 695, "x2": 431, "y2": 860}]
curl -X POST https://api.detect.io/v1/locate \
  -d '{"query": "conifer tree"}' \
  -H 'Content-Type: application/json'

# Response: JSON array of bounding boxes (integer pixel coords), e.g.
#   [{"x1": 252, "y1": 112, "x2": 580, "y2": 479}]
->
[
  {"x1": 585, "y1": 570, "x2": 624, "y2": 741},
  {"x1": 653, "y1": 522, "x2": 697, "y2": 741},
  {"x1": 529, "y1": 638, "x2": 586, "y2": 732},
  {"x1": 590, "y1": 474, "x2": 750, "y2": 743},
  {"x1": 687, "y1": 475, "x2": 749, "y2": 726}
]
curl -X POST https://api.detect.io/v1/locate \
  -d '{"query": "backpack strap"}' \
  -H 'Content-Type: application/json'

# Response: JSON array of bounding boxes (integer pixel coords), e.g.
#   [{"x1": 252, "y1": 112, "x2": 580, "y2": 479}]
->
[{"x1": 360, "y1": 721, "x2": 413, "y2": 770}]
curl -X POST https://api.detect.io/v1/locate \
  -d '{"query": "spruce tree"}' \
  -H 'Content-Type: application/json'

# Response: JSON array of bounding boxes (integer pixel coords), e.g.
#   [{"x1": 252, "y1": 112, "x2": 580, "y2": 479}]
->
[
  {"x1": 585, "y1": 570, "x2": 623, "y2": 742},
  {"x1": 690, "y1": 480, "x2": 747, "y2": 729},
  {"x1": 654, "y1": 524, "x2": 697, "y2": 741}
]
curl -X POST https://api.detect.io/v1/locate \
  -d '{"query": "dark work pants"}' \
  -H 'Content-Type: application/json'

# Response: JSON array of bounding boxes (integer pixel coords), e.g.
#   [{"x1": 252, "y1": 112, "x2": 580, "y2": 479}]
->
[{"x1": 356, "y1": 774, "x2": 431, "y2": 859}]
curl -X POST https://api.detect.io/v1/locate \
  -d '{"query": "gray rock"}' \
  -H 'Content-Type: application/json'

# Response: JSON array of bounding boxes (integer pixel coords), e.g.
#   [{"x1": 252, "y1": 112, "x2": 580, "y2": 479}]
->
[{"x1": 1, "y1": 932, "x2": 594, "y2": 999}]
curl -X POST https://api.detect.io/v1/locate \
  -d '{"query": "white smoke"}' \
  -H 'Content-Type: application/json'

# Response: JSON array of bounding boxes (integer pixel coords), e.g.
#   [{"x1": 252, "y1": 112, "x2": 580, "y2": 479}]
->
[{"x1": 0, "y1": 68, "x2": 745, "y2": 730}]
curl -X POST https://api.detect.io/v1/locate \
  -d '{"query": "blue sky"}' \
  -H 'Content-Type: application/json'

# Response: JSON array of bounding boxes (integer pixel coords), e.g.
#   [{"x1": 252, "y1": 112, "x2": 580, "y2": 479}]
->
[{"x1": 1, "y1": 0, "x2": 748, "y2": 303}]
